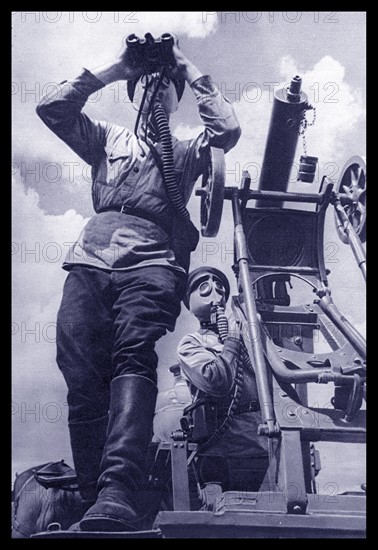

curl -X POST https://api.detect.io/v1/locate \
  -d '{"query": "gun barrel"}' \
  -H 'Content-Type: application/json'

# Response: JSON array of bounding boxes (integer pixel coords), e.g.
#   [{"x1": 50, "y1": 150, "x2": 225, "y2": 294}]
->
[{"x1": 257, "y1": 76, "x2": 308, "y2": 207}]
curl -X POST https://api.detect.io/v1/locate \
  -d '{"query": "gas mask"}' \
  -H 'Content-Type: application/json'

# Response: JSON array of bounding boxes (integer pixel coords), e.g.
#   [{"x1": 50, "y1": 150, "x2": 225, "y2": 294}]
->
[
  {"x1": 131, "y1": 74, "x2": 178, "y2": 115},
  {"x1": 188, "y1": 275, "x2": 227, "y2": 323}
]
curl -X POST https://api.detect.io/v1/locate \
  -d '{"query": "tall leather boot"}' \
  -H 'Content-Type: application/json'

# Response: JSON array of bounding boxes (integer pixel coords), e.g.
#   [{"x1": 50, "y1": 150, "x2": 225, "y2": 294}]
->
[
  {"x1": 79, "y1": 374, "x2": 158, "y2": 532},
  {"x1": 69, "y1": 415, "x2": 109, "y2": 504}
]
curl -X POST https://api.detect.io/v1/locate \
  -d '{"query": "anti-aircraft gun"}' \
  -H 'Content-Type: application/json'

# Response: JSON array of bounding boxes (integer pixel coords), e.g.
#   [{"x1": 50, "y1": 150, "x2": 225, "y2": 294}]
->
[{"x1": 151, "y1": 75, "x2": 366, "y2": 538}]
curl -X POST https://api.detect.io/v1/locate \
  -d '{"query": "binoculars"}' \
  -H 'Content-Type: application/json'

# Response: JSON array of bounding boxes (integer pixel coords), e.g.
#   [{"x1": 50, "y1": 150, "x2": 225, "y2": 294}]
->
[{"x1": 126, "y1": 32, "x2": 175, "y2": 74}]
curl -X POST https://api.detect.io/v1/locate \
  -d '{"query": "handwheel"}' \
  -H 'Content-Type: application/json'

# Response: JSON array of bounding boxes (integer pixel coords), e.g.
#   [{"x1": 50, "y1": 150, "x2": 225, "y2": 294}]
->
[
  {"x1": 334, "y1": 155, "x2": 366, "y2": 244},
  {"x1": 195, "y1": 147, "x2": 225, "y2": 237}
]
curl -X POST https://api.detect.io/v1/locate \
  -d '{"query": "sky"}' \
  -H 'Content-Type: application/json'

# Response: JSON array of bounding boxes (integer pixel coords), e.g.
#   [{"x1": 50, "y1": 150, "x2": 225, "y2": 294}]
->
[{"x1": 12, "y1": 11, "x2": 366, "y2": 491}]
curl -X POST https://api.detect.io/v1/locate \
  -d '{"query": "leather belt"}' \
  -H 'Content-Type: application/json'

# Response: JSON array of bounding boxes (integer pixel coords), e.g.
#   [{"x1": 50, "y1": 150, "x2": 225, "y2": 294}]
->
[
  {"x1": 218, "y1": 400, "x2": 260, "y2": 416},
  {"x1": 98, "y1": 205, "x2": 171, "y2": 236}
]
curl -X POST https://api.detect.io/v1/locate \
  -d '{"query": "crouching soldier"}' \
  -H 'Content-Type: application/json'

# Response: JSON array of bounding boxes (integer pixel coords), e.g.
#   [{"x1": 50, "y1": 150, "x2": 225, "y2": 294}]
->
[{"x1": 177, "y1": 267, "x2": 269, "y2": 506}]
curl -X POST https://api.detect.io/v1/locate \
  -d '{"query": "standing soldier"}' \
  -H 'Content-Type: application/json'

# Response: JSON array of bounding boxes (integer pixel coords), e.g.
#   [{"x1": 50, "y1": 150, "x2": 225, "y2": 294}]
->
[{"x1": 36, "y1": 34, "x2": 241, "y2": 531}]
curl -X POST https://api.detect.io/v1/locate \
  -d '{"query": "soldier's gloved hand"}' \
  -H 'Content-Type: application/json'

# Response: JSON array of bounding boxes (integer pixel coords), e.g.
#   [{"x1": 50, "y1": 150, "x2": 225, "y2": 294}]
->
[{"x1": 227, "y1": 314, "x2": 241, "y2": 340}]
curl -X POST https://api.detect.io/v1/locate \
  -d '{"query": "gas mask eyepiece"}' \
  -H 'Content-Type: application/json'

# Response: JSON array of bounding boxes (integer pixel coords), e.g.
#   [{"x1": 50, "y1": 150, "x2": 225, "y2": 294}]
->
[
  {"x1": 197, "y1": 278, "x2": 226, "y2": 299},
  {"x1": 188, "y1": 274, "x2": 227, "y2": 322}
]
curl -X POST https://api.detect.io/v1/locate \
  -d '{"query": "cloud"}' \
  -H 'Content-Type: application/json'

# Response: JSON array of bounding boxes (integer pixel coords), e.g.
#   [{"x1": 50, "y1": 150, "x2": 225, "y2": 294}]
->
[
  {"x1": 279, "y1": 55, "x2": 365, "y2": 167},
  {"x1": 12, "y1": 176, "x2": 88, "y2": 368},
  {"x1": 130, "y1": 11, "x2": 218, "y2": 38},
  {"x1": 173, "y1": 123, "x2": 203, "y2": 141}
]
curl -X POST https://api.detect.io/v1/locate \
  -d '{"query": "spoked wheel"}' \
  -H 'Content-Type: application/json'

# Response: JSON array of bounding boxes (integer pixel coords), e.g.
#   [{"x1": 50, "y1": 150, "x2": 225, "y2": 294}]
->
[
  {"x1": 196, "y1": 147, "x2": 225, "y2": 237},
  {"x1": 334, "y1": 156, "x2": 366, "y2": 244}
]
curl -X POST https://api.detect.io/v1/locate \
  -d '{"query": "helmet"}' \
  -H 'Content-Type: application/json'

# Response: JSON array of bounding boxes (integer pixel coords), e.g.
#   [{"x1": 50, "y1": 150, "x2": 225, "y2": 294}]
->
[{"x1": 183, "y1": 267, "x2": 230, "y2": 309}]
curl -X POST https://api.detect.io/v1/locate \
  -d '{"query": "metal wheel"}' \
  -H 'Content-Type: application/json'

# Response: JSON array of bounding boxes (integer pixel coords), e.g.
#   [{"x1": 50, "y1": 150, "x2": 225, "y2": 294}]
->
[
  {"x1": 334, "y1": 155, "x2": 366, "y2": 244},
  {"x1": 196, "y1": 147, "x2": 225, "y2": 237}
]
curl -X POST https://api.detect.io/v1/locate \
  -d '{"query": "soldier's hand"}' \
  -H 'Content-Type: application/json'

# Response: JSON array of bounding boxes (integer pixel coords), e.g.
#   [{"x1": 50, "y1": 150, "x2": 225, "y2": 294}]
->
[
  {"x1": 170, "y1": 35, "x2": 188, "y2": 73},
  {"x1": 170, "y1": 34, "x2": 203, "y2": 85},
  {"x1": 227, "y1": 314, "x2": 241, "y2": 339},
  {"x1": 114, "y1": 40, "x2": 144, "y2": 81},
  {"x1": 167, "y1": 35, "x2": 195, "y2": 81}
]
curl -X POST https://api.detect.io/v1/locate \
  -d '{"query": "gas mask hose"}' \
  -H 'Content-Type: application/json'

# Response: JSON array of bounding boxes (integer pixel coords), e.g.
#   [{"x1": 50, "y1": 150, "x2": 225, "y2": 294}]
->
[
  {"x1": 211, "y1": 304, "x2": 229, "y2": 344},
  {"x1": 152, "y1": 101, "x2": 191, "y2": 224}
]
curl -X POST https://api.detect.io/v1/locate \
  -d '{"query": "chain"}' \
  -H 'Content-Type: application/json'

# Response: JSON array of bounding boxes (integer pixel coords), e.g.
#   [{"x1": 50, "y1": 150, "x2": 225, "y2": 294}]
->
[
  {"x1": 298, "y1": 105, "x2": 316, "y2": 157},
  {"x1": 302, "y1": 131, "x2": 308, "y2": 156}
]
